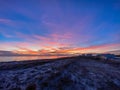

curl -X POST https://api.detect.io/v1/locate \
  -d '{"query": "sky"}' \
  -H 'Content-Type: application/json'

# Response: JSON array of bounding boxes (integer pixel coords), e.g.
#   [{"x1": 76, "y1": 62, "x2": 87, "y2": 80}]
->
[{"x1": 0, "y1": 0, "x2": 120, "y2": 55}]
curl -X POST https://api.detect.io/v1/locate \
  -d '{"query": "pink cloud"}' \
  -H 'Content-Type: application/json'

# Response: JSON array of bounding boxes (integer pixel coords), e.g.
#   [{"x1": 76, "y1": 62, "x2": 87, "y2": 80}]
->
[
  {"x1": 0, "y1": 18, "x2": 17, "y2": 27},
  {"x1": 15, "y1": 32, "x2": 73, "y2": 46},
  {"x1": 0, "y1": 40, "x2": 119, "y2": 55},
  {"x1": 0, "y1": 31, "x2": 73, "y2": 51},
  {"x1": 0, "y1": 18, "x2": 11, "y2": 23},
  {"x1": 41, "y1": 13, "x2": 97, "y2": 46}
]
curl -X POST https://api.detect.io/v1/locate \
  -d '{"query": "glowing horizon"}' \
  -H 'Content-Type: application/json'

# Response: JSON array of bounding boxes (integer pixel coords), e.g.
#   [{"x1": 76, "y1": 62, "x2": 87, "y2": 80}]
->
[{"x1": 0, "y1": 0, "x2": 120, "y2": 55}]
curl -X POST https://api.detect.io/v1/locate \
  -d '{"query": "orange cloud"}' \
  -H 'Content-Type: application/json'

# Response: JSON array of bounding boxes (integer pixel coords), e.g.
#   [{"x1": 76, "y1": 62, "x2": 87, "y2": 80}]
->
[
  {"x1": 1, "y1": 42, "x2": 120, "y2": 56},
  {"x1": 68, "y1": 43, "x2": 120, "y2": 54},
  {"x1": 2, "y1": 41, "x2": 120, "y2": 53},
  {"x1": 0, "y1": 30, "x2": 120, "y2": 55},
  {"x1": 13, "y1": 47, "x2": 38, "y2": 55}
]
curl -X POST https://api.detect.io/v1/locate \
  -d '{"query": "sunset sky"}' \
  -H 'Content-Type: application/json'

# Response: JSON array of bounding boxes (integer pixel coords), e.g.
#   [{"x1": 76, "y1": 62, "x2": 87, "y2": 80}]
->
[{"x1": 0, "y1": 0, "x2": 120, "y2": 55}]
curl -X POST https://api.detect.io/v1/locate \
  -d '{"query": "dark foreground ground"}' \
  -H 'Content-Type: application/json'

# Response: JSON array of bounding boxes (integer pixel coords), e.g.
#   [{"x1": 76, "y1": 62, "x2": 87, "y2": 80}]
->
[{"x1": 0, "y1": 56, "x2": 120, "y2": 90}]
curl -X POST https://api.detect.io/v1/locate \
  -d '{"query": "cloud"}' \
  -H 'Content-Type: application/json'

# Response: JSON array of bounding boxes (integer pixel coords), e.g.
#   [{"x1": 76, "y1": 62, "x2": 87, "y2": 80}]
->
[
  {"x1": 13, "y1": 47, "x2": 38, "y2": 55},
  {"x1": 0, "y1": 30, "x2": 13, "y2": 38},
  {"x1": 41, "y1": 12, "x2": 97, "y2": 46},
  {"x1": 0, "y1": 29, "x2": 120, "y2": 55},
  {"x1": 47, "y1": 43, "x2": 120, "y2": 55},
  {"x1": 0, "y1": 0, "x2": 120, "y2": 56},
  {"x1": 68, "y1": 43, "x2": 120, "y2": 53},
  {"x1": 0, "y1": 18, "x2": 17, "y2": 27},
  {"x1": 0, "y1": 18, "x2": 11, "y2": 24},
  {"x1": 0, "y1": 50, "x2": 18, "y2": 56},
  {"x1": 0, "y1": 42, "x2": 120, "y2": 56},
  {"x1": 0, "y1": 31, "x2": 72, "y2": 52}
]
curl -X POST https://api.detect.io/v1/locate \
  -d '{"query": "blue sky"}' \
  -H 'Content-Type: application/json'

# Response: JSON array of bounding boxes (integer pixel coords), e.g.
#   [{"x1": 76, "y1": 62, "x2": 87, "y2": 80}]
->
[{"x1": 0, "y1": 0, "x2": 120, "y2": 54}]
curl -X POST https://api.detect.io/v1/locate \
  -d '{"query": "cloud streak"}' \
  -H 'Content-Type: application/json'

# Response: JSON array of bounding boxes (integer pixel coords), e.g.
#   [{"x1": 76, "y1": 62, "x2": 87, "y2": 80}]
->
[
  {"x1": 0, "y1": 41, "x2": 120, "y2": 56},
  {"x1": 0, "y1": 0, "x2": 120, "y2": 56}
]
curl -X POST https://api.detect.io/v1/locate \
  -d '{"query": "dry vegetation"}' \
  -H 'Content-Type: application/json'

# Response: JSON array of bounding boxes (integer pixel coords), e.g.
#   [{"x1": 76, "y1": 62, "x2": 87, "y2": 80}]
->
[{"x1": 0, "y1": 56, "x2": 120, "y2": 90}]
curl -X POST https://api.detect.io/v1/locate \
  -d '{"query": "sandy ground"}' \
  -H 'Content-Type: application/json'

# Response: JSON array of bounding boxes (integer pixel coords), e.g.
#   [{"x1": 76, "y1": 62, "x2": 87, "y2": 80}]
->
[{"x1": 0, "y1": 56, "x2": 120, "y2": 90}]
